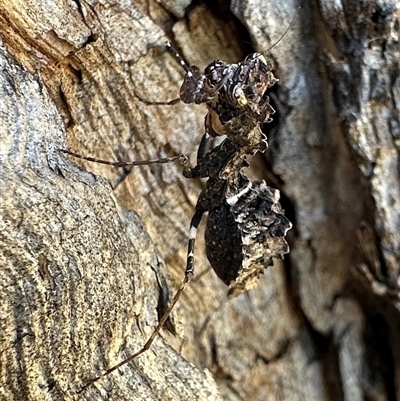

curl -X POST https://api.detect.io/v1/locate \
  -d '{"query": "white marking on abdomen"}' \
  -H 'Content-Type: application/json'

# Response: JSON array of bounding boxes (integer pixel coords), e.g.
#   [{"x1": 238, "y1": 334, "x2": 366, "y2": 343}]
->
[{"x1": 226, "y1": 182, "x2": 252, "y2": 205}]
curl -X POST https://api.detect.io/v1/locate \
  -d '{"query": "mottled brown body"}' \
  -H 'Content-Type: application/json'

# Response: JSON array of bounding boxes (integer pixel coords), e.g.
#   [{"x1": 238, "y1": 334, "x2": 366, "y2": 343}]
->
[
  {"x1": 180, "y1": 51, "x2": 292, "y2": 296},
  {"x1": 64, "y1": 46, "x2": 292, "y2": 387}
]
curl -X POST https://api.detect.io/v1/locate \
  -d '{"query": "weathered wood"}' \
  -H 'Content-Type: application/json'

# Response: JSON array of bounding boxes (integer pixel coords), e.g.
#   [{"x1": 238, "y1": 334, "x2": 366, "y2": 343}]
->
[{"x1": 0, "y1": 1, "x2": 399, "y2": 400}]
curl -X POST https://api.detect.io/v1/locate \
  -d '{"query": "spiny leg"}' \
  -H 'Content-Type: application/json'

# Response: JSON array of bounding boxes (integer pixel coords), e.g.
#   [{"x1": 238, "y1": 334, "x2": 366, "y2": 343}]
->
[
  {"x1": 165, "y1": 41, "x2": 195, "y2": 79},
  {"x1": 79, "y1": 210, "x2": 205, "y2": 391},
  {"x1": 61, "y1": 149, "x2": 191, "y2": 191},
  {"x1": 60, "y1": 149, "x2": 189, "y2": 168}
]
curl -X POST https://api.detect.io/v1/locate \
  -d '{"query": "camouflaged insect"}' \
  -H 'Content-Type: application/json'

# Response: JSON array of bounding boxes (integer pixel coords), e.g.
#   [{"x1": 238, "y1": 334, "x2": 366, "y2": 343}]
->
[
  {"x1": 65, "y1": 45, "x2": 293, "y2": 388},
  {"x1": 177, "y1": 49, "x2": 292, "y2": 297}
]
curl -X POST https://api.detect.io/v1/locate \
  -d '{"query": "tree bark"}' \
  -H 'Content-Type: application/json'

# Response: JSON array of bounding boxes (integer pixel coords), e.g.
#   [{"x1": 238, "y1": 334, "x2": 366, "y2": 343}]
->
[{"x1": 0, "y1": 1, "x2": 399, "y2": 400}]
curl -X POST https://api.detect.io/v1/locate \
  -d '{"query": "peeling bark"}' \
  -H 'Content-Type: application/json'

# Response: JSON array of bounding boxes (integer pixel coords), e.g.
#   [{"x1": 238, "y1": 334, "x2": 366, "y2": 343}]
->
[{"x1": 1, "y1": 1, "x2": 399, "y2": 400}]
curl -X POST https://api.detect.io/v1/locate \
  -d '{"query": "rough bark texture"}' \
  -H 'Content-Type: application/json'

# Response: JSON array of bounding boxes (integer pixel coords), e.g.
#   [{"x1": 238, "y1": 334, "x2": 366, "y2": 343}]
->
[{"x1": 0, "y1": 1, "x2": 399, "y2": 400}]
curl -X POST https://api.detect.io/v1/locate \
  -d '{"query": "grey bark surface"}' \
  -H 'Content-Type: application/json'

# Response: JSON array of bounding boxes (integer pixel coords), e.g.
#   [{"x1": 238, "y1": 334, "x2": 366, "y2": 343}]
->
[{"x1": 0, "y1": 1, "x2": 399, "y2": 401}]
